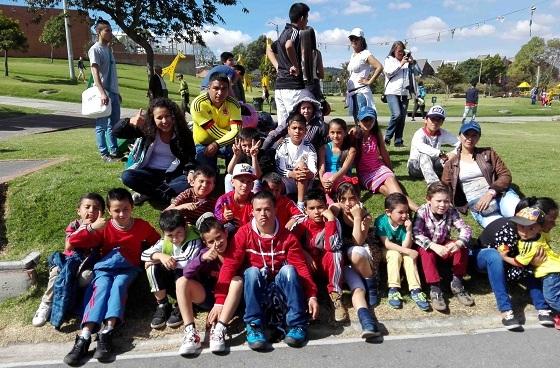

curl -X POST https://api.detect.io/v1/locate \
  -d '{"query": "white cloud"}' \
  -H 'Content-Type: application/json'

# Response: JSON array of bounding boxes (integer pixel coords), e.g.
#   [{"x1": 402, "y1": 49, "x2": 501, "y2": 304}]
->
[
  {"x1": 307, "y1": 0, "x2": 329, "y2": 3},
  {"x1": 308, "y1": 11, "x2": 322, "y2": 22},
  {"x1": 442, "y1": 0, "x2": 466, "y2": 11},
  {"x1": 317, "y1": 27, "x2": 352, "y2": 45},
  {"x1": 552, "y1": 0, "x2": 560, "y2": 7},
  {"x1": 388, "y1": 2, "x2": 412, "y2": 10},
  {"x1": 454, "y1": 24, "x2": 496, "y2": 38},
  {"x1": 407, "y1": 16, "x2": 448, "y2": 42},
  {"x1": 201, "y1": 26, "x2": 252, "y2": 52},
  {"x1": 500, "y1": 14, "x2": 556, "y2": 40},
  {"x1": 264, "y1": 30, "x2": 278, "y2": 42},
  {"x1": 343, "y1": 1, "x2": 374, "y2": 15}
]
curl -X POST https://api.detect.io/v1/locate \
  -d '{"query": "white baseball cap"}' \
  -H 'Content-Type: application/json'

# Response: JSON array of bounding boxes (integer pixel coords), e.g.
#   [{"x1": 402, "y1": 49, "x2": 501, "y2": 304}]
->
[
  {"x1": 232, "y1": 163, "x2": 257, "y2": 180},
  {"x1": 349, "y1": 28, "x2": 364, "y2": 38},
  {"x1": 426, "y1": 105, "x2": 446, "y2": 120}
]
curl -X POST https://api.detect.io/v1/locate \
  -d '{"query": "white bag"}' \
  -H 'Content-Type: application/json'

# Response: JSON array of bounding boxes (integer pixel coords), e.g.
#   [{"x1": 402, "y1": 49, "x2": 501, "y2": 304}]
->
[{"x1": 81, "y1": 87, "x2": 112, "y2": 118}]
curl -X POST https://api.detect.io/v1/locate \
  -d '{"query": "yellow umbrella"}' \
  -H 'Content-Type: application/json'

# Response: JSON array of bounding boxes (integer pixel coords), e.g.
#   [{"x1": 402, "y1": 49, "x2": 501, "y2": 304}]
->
[{"x1": 517, "y1": 81, "x2": 531, "y2": 88}]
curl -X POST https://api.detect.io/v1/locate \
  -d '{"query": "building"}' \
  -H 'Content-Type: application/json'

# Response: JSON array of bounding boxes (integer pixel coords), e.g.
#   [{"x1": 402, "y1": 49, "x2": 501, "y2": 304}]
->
[{"x1": 416, "y1": 59, "x2": 435, "y2": 76}]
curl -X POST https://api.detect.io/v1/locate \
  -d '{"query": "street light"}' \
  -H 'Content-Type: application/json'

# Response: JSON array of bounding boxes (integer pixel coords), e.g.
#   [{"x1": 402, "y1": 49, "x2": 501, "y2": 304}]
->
[{"x1": 268, "y1": 21, "x2": 279, "y2": 38}]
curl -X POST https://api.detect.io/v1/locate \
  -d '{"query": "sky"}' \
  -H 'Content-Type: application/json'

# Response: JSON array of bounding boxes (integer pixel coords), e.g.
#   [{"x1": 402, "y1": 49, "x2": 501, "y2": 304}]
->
[{"x1": 2, "y1": 0, "x2": 560, "y2": 67}]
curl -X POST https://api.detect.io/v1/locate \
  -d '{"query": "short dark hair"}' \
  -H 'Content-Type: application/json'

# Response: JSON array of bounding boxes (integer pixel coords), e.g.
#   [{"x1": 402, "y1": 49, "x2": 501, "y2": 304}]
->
[
  {"x1": 252, "y1": 190, "x2": 276, "y2": 206},
  {"x1": 220, "y1": 52, "x2": 234, "y2": 64},
  {"x1": 198, "y1": 216, "x2": 224, "y2": 235},
  {"x1": 426, "y1": 182, "x2": 451, "y2": 199},
  {"x1": 193, "y1": 165, "x2": 217, "y2": 180},
  {"x1": 384, "y1": 192, "x2": 408, "y2": 211},
  {"x1": 208, "y1": 72, "x2": 230, "y2": 86},
  {"x1": 95, "y1": 19, "x2": 111, "y2": 34},
  {"x1": 289, "y1": 2, "x2": 310, "y2": 23},
  {"x1": 287, "y1": 113, "x2": 307, "y2": 127},
  {"x1": 78, "y1": 192, "x2": 105, "y2": 212},
  {"x1": 106, "y1": 188, "x2": 133, "y2": 206},
  {"x1": 239, "y1": 127, "x2": 259, "y2": 141},
  {"x1": 159, "y1": 209, "x2": 186, "y2": 232},
  {"x1": 233, "y1": 64, "x2": 245, "y2": 76},
  {"x1": 516, "y1": 196, "x2": 558, "y2": 215},
  {"x1": 261, "y1": 172, "x2": 284, "y2": 187},
  {"x1": 304, "y1": 189, "x2": 327, "y2": 206}
]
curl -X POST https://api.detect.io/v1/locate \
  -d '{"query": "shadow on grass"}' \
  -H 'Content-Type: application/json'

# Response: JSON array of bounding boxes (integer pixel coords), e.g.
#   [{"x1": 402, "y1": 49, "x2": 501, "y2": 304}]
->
[{"x1": 13, "y1": 75, "x2": 78, "y2": 86}]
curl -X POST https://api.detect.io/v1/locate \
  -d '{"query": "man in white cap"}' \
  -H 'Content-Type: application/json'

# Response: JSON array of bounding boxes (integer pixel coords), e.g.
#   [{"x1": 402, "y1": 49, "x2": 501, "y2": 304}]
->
[{"x1": 407, "y1": 105, "x2": 459, "y2": 184}]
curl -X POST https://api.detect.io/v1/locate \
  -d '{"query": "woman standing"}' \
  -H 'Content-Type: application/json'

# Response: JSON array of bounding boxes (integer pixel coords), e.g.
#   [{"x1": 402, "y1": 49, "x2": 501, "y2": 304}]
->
[
  {"x1": 383, "y1": 41, "x2": 421, "y2": 147},
  {"x1": 346, "y1": 28, "x2": 383, "y2": 122}
]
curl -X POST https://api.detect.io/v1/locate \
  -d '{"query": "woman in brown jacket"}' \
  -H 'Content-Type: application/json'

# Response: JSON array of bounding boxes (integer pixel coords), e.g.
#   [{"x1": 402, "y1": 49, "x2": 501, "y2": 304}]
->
[{"x1": 441, "y1": 121, "x2": 520, "y2": 228}]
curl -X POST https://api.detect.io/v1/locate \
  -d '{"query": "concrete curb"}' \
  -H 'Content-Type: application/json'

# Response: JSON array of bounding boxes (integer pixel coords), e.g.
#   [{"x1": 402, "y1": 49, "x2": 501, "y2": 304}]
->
[{"x1": 0, "y1": 252, "x2": 40, "y2": 303}]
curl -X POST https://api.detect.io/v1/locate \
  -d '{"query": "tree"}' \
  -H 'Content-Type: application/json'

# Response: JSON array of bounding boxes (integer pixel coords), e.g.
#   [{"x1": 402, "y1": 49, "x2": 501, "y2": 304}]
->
[
  {"x1": 456, "y1": 58, "x2": 481, "y2": 85},
  {"x1": 26, "y1": 0, "x2": 249, "y2": 77},
  {"x1": 437, "y1": 63, "x2": 464, "y2": 95},
  {"x1": 507, "y1": 37, "x2": 546, "y2": 86},
  {"x1": 0, "y1": 10, "x2": 28, "y2": 77},
  {"x1": 193, "y1": 44, "x2": 216, "y2": 67},
  {"x1": 481, "y1": 54, "x2": 507, "y2": 85},
  {"x1": 39, "y1": 13, "x2": 66, "y2": 63}
]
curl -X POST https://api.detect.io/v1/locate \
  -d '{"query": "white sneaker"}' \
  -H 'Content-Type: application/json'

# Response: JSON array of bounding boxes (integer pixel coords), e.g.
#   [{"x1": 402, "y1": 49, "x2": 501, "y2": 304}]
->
[
  {"x1": 32, "y1": 302, "x2": 51, "y2": 327},
  {"x1": 209, "y1": 323, "x2": 226, "y2": 353},
  {"x1": 178, "y1": 324, "x2": 201, "y2": 355},
  {"x1": 132, "y1": 192, "x2": 150, "y2": 205}
]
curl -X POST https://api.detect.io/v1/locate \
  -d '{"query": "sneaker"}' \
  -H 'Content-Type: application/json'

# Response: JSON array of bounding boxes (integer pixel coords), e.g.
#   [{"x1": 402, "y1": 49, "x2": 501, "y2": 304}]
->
[
  {"x1": 330, "y1": 292, "x2": 348, "y2": 322},
  {"x1": 109, "y1": 152, "x2": 123, "y2": 160},
  {"x1": 410, "y1": 288, "x2": 430, "y2": 311},
  {"x1": 501, "y1": 310, "x2": 522, "y2": 331},
  {"x1": 101, "y1": 154, "x2": 113, "y2": 163},
  {"x1": 384, "y1": 138, "x2": 391, "y2": 146},
  {"x1": 32, "y1": 302, "x2": 51, "y2": 327},
  {"x1": 63, "y1": 335, "x2": 91, "y2": 366},
  {"x1": 284, "y1": 326, "x2": 307, "y2": 347},
  {"x1": 209, "y1": 323, "x2": 226, "y2": 353},
  {"x1": 178, "y1": 324, "x2": 201, "y2": 355},
  {"x1": 245, "y1": 320, "x2": 267, "y2": 351},
  {"x1": 166, "y1": 305, "x2": 183, "y2": 328},
  {"x1": 387, "y1": 288, "x2": 403, "y2": 309},
  {"x1": 150, "y1": 301, "x2": 171, "y2": 329},
  {"x1": 132, "y1": 192, "x2": 150, "y2": 206},
  {"x1": 537, "y1": 309, "x2": 554, "y2": 326},
  {"x1": 554, "y1": 314, "x2": 560, "y2": 330},
  {"x1": 357, "y1": 308, "x2": 380, "y2": 339},
  {"x1": 430, "y1": 288, "x2": 447, "y2": 311},
  {"x1": 450, "y1": 282, "x2": 475, "y2": 306},
  {"x1": 394, "y1": 142, "x2": 405, "y2": 148},
  {"x1": 93, "y1": 330, "x2": 113, "y2": 363}
]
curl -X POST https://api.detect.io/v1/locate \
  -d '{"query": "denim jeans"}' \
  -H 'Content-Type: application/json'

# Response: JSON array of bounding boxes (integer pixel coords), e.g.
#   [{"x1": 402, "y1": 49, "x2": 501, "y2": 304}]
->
[
  {"x1": 542, "y1": 273, "x2": 560, "y2": 312},
  {"x1": 243, "y1": 265, "x2": 307, "y2": 328},
  {"x1": 195, "y1": 143, "x2": 233, "y2": 172},
  {"x1": 472, "y1": 248, "x2": 549, "y2": 312},
  {"x1": 385, "y1": 94, "x2": 409, "y2": 145},
  {"x1": 470, "y1": 188, "x2": 520, "y2": 228},
  {"x1": 121, "y1": 168, "x2": 186, "y2": 203},
  {"x1": 95, "y1": 91, "x2": 120, "y2": 156}
]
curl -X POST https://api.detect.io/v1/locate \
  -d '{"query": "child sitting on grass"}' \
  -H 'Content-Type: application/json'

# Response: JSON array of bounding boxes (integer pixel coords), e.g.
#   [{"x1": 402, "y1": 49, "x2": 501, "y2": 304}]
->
[
  {"x1": 413, "y1": 182, "x2": 473, "y2": 312},
  {"x1": 63, "y1": 188, "x2": 160, "y2": 366},
  {"x1": 375, "y1": 193, "x2": 429, "y2": 311},
  {"x1": 214, "y1": 163, "x2": 256, "y2": 234},
  {"x1": 293, "y1": 189, "x2": 346, "y2": 322},
  {"x1": 275, "y1": 113, "x2": 317, "y2": 210},
  {"x1": 166, "y1": 166, "x2": 217, "y2": 226},
  {"x1": 261, "y1": 172, "x2": 304, "y2": 228},
  {"x1": 141, "y1": 210, "x2": 202, "y2": 330},
  {"x1": 177, "y1": 215, "x2": 243, "y2": 355},
  {"x1": 33, "y1": 193, "x2": 105, "y2": 328},
  {"x1": 225, "y1": 127, "x2": 262, "y2": 193}
]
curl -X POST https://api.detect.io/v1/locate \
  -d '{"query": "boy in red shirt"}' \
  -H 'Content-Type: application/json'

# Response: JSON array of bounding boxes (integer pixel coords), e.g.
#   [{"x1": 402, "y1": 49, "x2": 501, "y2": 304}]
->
[
  {"x1": 214, "y1": 191, "x2": 318, "y2": 350},
  {"x1": 261, "y1": 172, "x2": 304, "y2": 229},
  {"x1": 214, "y1": 163, "x2": 256, "y2": 234},
  {"x1": 63, "y1": 188, "x2": 160, "y2": 365},
  {"x1": 293, "y1": 189, "x2": 346, "y2": 322}
]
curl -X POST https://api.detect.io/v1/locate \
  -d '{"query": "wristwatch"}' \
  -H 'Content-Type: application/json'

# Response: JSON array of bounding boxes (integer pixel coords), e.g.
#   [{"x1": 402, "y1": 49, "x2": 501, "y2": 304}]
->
[{"x1": 488, "y1": 189, "x2": 497, "y2": 198}]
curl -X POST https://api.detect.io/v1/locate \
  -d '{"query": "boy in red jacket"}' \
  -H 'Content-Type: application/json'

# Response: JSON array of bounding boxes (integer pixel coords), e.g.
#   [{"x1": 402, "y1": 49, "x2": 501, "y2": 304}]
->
[
  {"x1": 213, "y1": 191, "x2": 318, "y2": 351},
  {"x1": 261, "y1": 171, "x2": 304, "y2": 229}
]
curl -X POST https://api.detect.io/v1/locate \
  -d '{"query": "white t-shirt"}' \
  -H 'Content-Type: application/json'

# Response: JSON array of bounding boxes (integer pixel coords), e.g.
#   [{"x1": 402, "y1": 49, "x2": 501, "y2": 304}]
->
[
  {"x1": 347, "y1": 50, "x2": 372, "y2": 93},
  {"x1": 459, "y1": 160, "x2": 489, "y2": 202},
  {"x1": 147, "y1": 132, "x2": 176, "y2": 170},
  {"x1": 88, "y1": 42, "x2": 119, "y2": 94}
]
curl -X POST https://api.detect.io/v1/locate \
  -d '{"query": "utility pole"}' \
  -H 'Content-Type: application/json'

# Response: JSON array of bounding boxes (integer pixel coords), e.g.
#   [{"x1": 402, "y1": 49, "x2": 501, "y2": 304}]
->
[
  {"x1": 536, "y1": 65, "x2": 540, "y2": 87},
  {"x1": 268, "y1": 22, "x2": 279, "y2": 38},
  {"x1": 478, "y1": 59, "x2": 483, "y2": 84},
  {"x1": 62, "y1": 0, "x2": 75, "y2": 80}
]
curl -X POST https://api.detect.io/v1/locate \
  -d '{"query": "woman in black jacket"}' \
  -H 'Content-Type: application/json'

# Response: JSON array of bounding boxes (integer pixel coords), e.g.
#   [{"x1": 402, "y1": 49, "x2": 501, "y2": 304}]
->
[{"x1": 113, "y1": 98, "x2": 196, "y2": 205}]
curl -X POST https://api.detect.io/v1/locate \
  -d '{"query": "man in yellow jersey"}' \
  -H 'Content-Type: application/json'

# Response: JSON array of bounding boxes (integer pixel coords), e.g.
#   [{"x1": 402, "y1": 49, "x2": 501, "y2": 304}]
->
[{"x1": 191, "y1": 73, "x2": 242, "y2": 170}]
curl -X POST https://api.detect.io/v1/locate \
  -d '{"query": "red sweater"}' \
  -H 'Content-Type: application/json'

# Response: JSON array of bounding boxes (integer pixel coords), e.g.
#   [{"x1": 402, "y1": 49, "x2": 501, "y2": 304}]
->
[
  {"x1": 276, "y1": 195, "x2": 303, "y2": 227},
  {"x1": 214, "y1": 191, "x2": 253, "y2": 227},
  {"x1": 293, "y1": 218, "x2": 342, "y2": 258},
  {"x1": 214, "y1": 219, "x2": 317, "y2": 304},
  {"x1": 68, "y1": 219, "x2": 160, "y2": 266}
]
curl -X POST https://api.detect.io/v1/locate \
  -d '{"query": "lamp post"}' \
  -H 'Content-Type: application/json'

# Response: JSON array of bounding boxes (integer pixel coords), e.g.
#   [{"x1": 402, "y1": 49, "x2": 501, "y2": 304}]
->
[
  {"x1": 62, "y1": 0, "x2": 75, "y2": 80},
  {"x1": 268, "y1": 21, "x2": 279, "y2": 38}
]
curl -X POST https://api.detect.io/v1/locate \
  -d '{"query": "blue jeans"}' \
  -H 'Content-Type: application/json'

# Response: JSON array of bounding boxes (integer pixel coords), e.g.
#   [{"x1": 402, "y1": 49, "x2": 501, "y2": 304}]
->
[
  {"x1": 470, "y1": 188, "x2": 520, "y2": 228},
  {"x1": 243, "y1": 265, "x2": 307, "y2": 328},
  {"x1": 121, "y1": 168, "x2": 186, "y2": 203},
  {"x1": 195, "y1": 143, "x2": 233, "y2": 171},
  {"x1": 385, "y1": 94, "x2": 409, "y2": 145},
  {"x1": 543, "y1": 273, "x2": 560, "y2": 312},
  {"x1": 472, "y1": 248, "x2": 548, "y2": 312},
  {"x1": 95, "y1": 91, "x2": 120, "y2": 156}
]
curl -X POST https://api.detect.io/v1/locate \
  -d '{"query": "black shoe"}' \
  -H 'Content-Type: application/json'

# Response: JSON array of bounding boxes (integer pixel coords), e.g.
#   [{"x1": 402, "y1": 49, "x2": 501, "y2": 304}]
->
[
  {"x1": 64, "y1": 335, "x2": 91, "y2": 366},
  {"x1": 384, "y1": 138, "x2": 391, "y2": 146},
  {"x1": 151, "y1": 302, "x2": 172, "y2": 329},
  {"x1": 394, "y1": 142, "x2": 405, "y2": 147},
  {"x1": 537, "y1": 309, "x2": 554, "y2": 326},
  {"x1": 166, "y1": 305, "x2": 183, "y2": 328},
  {"x1": 109, "y1": 152, "x2": 123, "y2": 160},
  {"x1": 501, "y1": 310, "x2": 522, "y2": 331},
  {"x1": 93, "y1": 331, "x2": 114, "y2": 362}
]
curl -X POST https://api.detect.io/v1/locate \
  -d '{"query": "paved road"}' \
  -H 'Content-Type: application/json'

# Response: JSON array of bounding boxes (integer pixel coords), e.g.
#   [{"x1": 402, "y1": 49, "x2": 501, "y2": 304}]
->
[{"x1": 1, "y1": 326, "x2": 557, "y2": 368}]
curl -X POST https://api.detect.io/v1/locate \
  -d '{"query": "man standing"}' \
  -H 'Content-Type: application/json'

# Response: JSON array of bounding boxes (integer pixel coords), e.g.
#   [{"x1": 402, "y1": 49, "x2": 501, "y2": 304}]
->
[
  {"x1": 265, "y1": 2, "x2": 313, "y2": 147},
  {"x1": 148, "y1": 66, "x2": 168, "y2": 100},
  {"x1": 88, "y1": 19, "x2": 121, "y2": 162},
  {"x1": 190, "y1": 73, "x2": 241, "y2": 170},
  {"x1": 178, "y1": 74, "x2": 190, "y2": 113},
  {"x1": 213, "y1": 191, "x2": 319, "y2": 350},
  {"x1": 461, "y1": 80, "x2": 479, "y2": 124}
]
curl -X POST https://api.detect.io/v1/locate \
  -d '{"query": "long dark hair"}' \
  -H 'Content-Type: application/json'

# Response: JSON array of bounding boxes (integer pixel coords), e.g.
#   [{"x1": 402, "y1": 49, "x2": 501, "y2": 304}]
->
[
  {"x1": 145, "y1": 97, "x2": 192, "y2": 156},
  {"x1": 388, "y1": 41, "x2": 405, "y2": 57},
  {"x1": 301, "y1": 27, "x2": 317, "y2": 86}
]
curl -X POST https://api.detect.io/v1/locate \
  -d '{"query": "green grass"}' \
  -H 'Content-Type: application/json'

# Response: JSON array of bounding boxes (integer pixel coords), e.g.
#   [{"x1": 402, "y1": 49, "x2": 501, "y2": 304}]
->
[{"x1": 0, "y1": 104, "x2": 50, "y2": 119}]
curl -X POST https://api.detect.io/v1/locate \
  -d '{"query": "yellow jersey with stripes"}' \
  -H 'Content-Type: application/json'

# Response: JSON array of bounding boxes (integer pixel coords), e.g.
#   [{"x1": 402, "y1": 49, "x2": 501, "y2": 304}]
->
[
  {"x1": 191, "y1": 93, "x2": 241, "y2": 146},
  {"x1": 515, "y1": 236, "x2": 560, "y2": 278}
]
